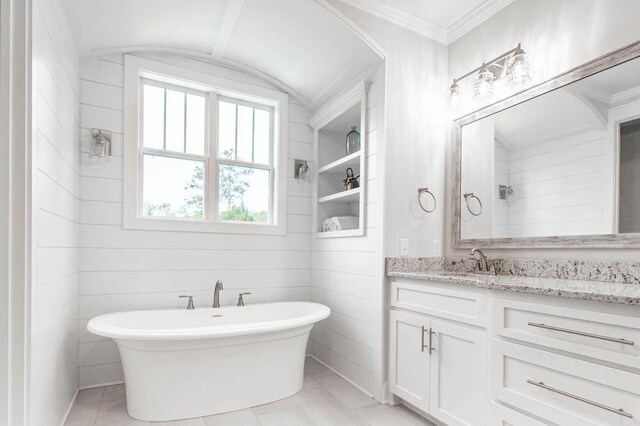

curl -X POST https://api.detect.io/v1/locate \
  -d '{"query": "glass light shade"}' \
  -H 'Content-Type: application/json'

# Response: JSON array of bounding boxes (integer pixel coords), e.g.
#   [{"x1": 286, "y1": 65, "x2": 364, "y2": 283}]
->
[
  {"x1": 297, "y1": 161, "x2": 309, "y2": 182},
  {"x1": 89, "y1": 134, "x2": 110, "y2": 161},
  {"x1": 473, "y1": 69, "x2": 494, "y2": 99},
  {"x1": 449, "y1": 82, "x2": 462, "y2": 110},
  {"x1": 507, "y1": 52, "x2": 530, "y2": 84}
]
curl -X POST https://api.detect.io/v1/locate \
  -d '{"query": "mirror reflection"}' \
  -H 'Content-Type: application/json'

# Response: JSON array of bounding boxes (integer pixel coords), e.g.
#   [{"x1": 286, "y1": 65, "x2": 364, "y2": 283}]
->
[{"x1": 460, "y1": 57, "x2": 640, "y2": 240}]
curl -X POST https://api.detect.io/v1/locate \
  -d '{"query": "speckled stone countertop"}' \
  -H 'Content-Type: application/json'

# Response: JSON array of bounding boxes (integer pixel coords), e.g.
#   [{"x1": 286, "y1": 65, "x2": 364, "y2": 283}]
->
[{"x1": 386, "y1": 258, "x2": 640, "y2": 306}]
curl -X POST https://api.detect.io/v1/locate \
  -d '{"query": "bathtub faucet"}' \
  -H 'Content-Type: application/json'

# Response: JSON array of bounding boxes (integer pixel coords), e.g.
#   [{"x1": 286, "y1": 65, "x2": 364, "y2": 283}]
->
[{"x1": 213, "y1": 280, "x2": 224, "y2": 308}]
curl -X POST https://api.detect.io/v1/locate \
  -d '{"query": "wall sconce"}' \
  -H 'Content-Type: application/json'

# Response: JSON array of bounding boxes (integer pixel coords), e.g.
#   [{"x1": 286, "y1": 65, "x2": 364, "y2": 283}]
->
[
  {"x1": 449, "y1": 43, "x2": 530, "y2": 108},
  {"x1": 294, "y1": 159, "x2": 309, "y2": 182},
  {"x1": 89, "y1": 129, "x2": 112, "y2": 161}
]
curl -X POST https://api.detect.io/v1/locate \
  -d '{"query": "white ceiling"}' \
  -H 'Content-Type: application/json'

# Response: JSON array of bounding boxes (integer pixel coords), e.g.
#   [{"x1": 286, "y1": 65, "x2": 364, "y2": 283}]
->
[
  {"x1": 335, "y1": 0, "x2": 514, "y2": 44},
  {"x1": 59, "y1": 0, "x2": 383, "y2": 110}
]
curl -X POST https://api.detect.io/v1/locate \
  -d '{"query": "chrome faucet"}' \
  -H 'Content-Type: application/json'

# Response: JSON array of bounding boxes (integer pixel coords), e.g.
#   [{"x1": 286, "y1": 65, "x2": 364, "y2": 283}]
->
[
  {"x1": 237, "y1": 292, "x2": 251, "y2": 306},
  {"x1": 179, "y1": 295, "x2": 195, "y2": 310},
  {"x1": 213, "y1": 280, "x2": 224, "y2": 308},
  {"x1": 470, "y1": 248, "x2": 494, "y2": 275}
]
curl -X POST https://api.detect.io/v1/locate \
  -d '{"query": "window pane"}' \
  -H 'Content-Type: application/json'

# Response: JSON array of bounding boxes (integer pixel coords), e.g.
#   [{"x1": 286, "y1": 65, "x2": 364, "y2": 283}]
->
[
  {"x1": 143, "y1": 84, "x2": 164, "y2": 149},
  {"x1": 218, "y1": 101, "x2": 236, "y2": 159},
  {"x1": 237, "y1": 105, "x2": 254, "y2": 162},
  {"x1": 165, "y1": 89, "x2": 185, "y2": 152},
  {"x1": 254, "y1": 108, "x2": 270, "y2": 164},
  {"x1": 186, "y1": 94, "x2": 206, "y2": 155},
  {"x1": 143, "y1": 154, "x2": 204, "y2": 219},
  {"x1": 219, "y1": 164, "x2": 269, "y2": 223}
]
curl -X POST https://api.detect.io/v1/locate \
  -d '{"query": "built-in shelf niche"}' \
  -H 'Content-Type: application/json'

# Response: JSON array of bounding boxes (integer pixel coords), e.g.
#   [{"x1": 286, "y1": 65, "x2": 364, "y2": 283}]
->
[{"x1": 309, "y1": 81, "x2": 368, "y2": 238}]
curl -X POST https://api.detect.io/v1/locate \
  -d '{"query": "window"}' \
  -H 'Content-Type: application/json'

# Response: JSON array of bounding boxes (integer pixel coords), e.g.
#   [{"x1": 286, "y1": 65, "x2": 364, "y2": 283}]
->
[{"x1": 124, "y1": 55, "x2": 288, "y2": 234}]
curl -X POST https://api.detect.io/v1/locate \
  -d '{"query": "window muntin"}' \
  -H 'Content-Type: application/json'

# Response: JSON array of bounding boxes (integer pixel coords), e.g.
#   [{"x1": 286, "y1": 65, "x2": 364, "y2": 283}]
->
[{"x1": 139, "y1": 79, "x2": 274, "y2": 224}]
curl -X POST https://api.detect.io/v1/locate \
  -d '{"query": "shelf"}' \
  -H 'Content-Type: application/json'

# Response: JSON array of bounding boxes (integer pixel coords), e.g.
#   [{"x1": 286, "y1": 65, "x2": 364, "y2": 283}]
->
[
  {"x1": 318, "y1": 151, "x2": 361, "y2": 174},
  {"x1": 316, "y1": 229, "x2": 363, "y2": 238},
  {"x1": 318, "y1": 187, "x2": 361, "y2": 204}
]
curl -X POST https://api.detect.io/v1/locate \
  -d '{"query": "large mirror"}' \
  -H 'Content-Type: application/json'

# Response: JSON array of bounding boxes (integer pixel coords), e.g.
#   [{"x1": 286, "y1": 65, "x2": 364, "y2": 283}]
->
[{"x1": 453, "y1": 42, "x2": 640, "y2": 248}]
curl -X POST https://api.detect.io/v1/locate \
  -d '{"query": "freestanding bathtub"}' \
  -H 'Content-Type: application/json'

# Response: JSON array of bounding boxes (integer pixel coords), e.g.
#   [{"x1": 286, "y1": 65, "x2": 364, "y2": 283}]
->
[{"x1": 87, "y1": 302, "x2": 330, "y2": 421}]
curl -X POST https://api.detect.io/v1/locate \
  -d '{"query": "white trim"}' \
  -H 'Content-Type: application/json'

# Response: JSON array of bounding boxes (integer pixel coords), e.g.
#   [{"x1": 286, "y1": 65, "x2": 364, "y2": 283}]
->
[
  {"x1": 124, "y1": 54, "x2": 288, "y2": 235},
  {"x1": 59, "y1": 388, "x2": 79, "y2": 426},
  {"x1": 333, "y1": 0, "x2": 514, "y2": 45},
  {"x1": 306, "y1": 355, "x2": 375, "y2": 399},
  {"x1": 335, "y1": 0, "x2": 447, "y2": 44},
  {"x1": 0, "y1": 0, "x2": 32, "y2": 423},
  {"x1": 309, "y1": 81, "x2": 368, "y2": 129},
  {"x1": 446, "y1": 0, "x2": 515, "y2": 44},
  {"x1": 211, "y1": 0, "x2": 246, "y2": 58}
]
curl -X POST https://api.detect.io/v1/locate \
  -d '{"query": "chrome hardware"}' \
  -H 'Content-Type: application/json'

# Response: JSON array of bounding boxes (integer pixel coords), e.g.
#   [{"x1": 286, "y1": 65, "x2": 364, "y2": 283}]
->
[
  {"x1": 213, "y1": 280, "x2": 224, "y2": 308},
  {"x1": 463, "y1": 192, "x2": 483, "y2": 216},
  {"x1": 237, "y1": 292, "x2": 251, "y2": 306},
  {"x1": 428, "y1": 328, "x2": 435, "y2": 355},
  {"x1": 527, "y1": 380, "x2": 633, "y2": 418},
  {"x1": 470, "y1": 248, "x2": 495, "y2": 274},
  {"x1": 417, "y1": 187, "x2": 436, "y2": 213},
  {"x1": 179, "y1": 295, "x2": 195, "y2": 310},
  {"x1": 527, "y1": 322, "x2": 634, "y2": 346},
  {"x1": 421, "y1": 326, "x2": 428, "y2": 352}
]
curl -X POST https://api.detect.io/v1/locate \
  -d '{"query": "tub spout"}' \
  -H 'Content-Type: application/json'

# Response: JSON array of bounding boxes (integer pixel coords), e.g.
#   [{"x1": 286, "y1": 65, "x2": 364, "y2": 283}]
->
[{"x1": 213, "y1": 280, "x2": 224, "y2": 308}]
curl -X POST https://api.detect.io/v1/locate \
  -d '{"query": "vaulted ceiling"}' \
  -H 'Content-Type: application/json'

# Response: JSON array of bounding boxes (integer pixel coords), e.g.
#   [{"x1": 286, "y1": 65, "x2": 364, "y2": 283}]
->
[{"x1": 59, "y1": 0, "x2": 383, "y2": 110}]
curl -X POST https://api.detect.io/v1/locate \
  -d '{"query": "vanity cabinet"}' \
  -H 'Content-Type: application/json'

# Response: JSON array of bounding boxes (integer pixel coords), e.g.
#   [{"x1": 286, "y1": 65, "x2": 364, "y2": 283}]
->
[
  {"x1": 389, "y1": 281, "x2": 487, "y2": 426},
  {"x1": 388, "y1": 278, "x2": 640, "y2": 426}
]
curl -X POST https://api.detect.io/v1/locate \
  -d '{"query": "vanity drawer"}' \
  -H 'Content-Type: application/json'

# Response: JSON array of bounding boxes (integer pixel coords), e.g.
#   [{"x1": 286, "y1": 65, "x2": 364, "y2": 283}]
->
[
  {"x1": 488, "y1": 401, "x2": 546, "y2": 426},
  {"x1": 390, "y1": 280, "x2": 487, "y2": 326},
  {"x1": 492, "y1": 340, "x2": 640, "y2": 426},
  {"x1": 493, "y1": 298, "x2": 640, "y2": 370}
]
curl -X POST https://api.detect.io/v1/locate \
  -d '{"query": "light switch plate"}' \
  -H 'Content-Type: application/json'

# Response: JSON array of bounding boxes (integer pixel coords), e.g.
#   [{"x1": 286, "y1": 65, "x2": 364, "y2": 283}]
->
[{"x1": 399, "y1": 239, "x2": 409, "y2": 257}]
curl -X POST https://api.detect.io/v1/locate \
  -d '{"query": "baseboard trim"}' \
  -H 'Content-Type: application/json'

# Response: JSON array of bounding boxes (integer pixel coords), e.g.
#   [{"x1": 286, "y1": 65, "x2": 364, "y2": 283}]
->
[
  {"x1": 79, "y1": 380, "x2": 125, "y2": 391},
  {"x1": 306, "y1": 354, "x2": 377, "y2": 401},
  {"x1": 59, "y1": 388, "x2": 79, "y2": 426}
]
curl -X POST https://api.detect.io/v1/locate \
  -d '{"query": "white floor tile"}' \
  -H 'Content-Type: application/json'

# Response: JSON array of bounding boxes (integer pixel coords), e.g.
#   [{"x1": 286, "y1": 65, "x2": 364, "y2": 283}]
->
[
  {"x1": 293, "y1": 386, "x2": 367, "y2": 426},
  {"x1": 257, "y1": 407, "x2": 316, "y2": 426},
  {"x1": 203, "y1": 408, "x2": 260, "y2": 426},
  {"x1": 356, "y1": 404, "x2": 434, "y2": 426},
  {"x1": 250, "y1": 396, "x2": 297, "y2": 415}
]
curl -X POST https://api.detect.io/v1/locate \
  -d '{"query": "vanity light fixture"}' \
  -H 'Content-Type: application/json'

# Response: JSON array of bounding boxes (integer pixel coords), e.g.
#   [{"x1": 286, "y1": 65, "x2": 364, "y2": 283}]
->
[
  {"x1": 89, "y1": 129, "x2": 112, "y2": 161},
  {"x1": 449, "y1": 43, "x2": 530, "y2": 106}
]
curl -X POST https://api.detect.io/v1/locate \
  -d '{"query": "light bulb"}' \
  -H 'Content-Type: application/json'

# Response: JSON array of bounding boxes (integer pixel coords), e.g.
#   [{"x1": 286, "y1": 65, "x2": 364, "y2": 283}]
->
[{"x1": 507, "y1": 52, "x2": 530, "y2": 85}]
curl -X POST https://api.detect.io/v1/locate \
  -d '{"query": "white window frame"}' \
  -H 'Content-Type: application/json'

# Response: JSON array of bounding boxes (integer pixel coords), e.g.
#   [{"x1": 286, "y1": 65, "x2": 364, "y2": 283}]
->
[{"x1": 123, "y1": 55, "x2": 288, "y2": 234}]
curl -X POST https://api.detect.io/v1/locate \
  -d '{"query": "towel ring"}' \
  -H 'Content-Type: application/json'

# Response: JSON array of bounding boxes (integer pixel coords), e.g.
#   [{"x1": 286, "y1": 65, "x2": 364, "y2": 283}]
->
[
  {"x1": 418, "y1": 187, "x2": 436, "y2": 213},
  {"x1": 463, "y1": 192, "x2": 482, "y2": 216}
]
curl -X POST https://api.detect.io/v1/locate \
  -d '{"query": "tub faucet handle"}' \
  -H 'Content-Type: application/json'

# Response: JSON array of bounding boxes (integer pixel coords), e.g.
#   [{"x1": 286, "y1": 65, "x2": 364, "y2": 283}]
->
[
  {"x1": 179, "y1": 295, "x2": 195, "y2": 310},
  {"x1": 237, "y1": 292, "x2": 252, "y2": 306}
]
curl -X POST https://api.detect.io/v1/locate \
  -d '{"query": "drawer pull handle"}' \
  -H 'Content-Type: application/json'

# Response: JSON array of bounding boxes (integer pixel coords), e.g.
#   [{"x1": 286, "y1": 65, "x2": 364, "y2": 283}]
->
[
  {"x1": 527, "y1": 380, "x2": 633, "y2": 419},
  {"x1": 527, "y1": 322, "x2": 635, "y2": 346},
  {"x1": 421, "y1": 326, "x2": 428, "y2": 352}
]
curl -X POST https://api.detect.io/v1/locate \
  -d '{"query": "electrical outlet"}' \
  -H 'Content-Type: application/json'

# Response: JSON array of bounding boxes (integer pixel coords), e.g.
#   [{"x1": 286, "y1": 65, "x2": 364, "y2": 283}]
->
[
  {"x1": 433, "y1": 240, "x2": 442, "y2": 256},
  {"x1": 399, "y1": 239, "x2": 409, "y2": 257}
]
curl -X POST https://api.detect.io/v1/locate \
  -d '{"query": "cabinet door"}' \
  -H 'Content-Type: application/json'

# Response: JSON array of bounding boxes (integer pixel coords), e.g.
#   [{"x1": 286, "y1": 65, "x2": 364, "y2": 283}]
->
[
  {"x1": 389, "y1": 310, "x2": 429, "y2": 410},
  {"x1": 429, "y1": 319, "x2": 486, "y2": 426}
]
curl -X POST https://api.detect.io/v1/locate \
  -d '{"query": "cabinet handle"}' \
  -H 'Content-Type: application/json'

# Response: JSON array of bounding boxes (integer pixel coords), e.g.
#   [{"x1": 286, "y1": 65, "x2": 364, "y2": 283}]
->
[
  {"x1": 527, "y1": 380, "x2": 633, "y2": 418},
  {"x1": 428, "y1": 328, "x2": 435, "y2": 355},
  {"x1": 527, "y1": 322, "x2": 634, "y2": 346},
  {"x1": 421, "y1": 326, "x2": 428, "y2": 352}
]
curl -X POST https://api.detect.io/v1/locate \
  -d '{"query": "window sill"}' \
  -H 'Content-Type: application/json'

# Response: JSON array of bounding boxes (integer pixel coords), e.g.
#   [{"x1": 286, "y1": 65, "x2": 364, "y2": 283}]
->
[{"x1": 123, "y1": 215, "x2": 287, "y2": 235}]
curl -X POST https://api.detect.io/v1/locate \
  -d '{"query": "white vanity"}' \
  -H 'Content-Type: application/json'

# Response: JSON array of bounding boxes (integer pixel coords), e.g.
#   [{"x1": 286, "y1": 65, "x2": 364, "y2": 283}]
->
[{"x1": 387, "y1": 273, "x2": 640, "y2": 426}]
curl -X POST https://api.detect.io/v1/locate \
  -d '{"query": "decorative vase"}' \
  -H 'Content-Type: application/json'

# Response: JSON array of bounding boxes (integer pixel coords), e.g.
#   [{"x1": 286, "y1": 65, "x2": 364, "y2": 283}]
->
[{"x1": 345, "y1": 126, "x2": 360, "y2": 155}]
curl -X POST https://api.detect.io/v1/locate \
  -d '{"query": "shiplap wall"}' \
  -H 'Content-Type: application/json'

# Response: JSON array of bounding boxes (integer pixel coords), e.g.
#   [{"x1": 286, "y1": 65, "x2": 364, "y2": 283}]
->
[
  {"x1": 505, "y1": 129, "x2": 610, "y2": 237},
  {"x1": 32, "y1": 0, "x2": 80, "y2": 423},
  {"x1": 309, "y1": 65, "x2": 385, "y2": 398},
  {"x1": 78, "y1": 53, "x2": 314, "y2": 387}
]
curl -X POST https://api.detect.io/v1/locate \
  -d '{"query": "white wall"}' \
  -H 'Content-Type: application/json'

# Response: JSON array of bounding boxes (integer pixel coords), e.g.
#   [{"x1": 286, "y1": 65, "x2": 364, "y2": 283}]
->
[
  {"x1": 309, "y1": 65, "x2": 385, "y2": 399},
  {"x1": 329, "y1": 0, "x2": 448, "y2": 259},
  {"x1": 78, "y1": 53, "x2": 314, "y2": 387},
  {"x1": 31, "y1": 0, "x2": 80, "y2": 423},
  {"x1": 446, "y1": 0, "x2": 640, "y2": 259}
]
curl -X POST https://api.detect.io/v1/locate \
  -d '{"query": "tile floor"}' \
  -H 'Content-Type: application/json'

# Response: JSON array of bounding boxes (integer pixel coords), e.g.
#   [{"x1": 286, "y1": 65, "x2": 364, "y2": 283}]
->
[{"x1": 65, "y1": 358, "x2": 433, "y2": 426}]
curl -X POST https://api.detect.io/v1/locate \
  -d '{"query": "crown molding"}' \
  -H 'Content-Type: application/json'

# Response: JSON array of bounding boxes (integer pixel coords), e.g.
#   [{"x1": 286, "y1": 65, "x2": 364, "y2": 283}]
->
[
  {"x1": 447, "y1": 0, "x2": 515, "y2": 44},
  {"x1": 337, "y1": 0, "x2": 447, "y2": 44},
  {"x1": 336, "y1": 0, "x2": 514, "y2": 45}
]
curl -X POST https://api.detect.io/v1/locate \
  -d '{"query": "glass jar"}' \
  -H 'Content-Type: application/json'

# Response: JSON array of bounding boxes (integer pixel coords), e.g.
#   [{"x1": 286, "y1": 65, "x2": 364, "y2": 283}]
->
[{"x1": 345, "y1": 126, "x2": 360, "y2": 155}]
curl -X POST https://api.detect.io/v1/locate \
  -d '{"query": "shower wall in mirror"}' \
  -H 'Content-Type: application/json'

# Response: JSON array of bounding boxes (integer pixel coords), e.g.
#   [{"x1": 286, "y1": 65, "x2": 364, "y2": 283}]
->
[{"x1": 453, "y1": 42, "x2": 640, "y2": 248}]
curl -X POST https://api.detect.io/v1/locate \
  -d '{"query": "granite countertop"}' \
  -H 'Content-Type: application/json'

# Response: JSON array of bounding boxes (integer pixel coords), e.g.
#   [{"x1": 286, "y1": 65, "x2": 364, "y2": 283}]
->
[{"x1": 386, "y1": 270, "x2": 640, "y2": 305}]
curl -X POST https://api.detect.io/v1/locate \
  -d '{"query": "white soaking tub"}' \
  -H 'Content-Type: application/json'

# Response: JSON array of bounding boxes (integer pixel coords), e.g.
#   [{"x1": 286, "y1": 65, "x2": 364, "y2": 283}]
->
[{"x1": 87, "y1": 302, "x2": 330, "y2": 422}]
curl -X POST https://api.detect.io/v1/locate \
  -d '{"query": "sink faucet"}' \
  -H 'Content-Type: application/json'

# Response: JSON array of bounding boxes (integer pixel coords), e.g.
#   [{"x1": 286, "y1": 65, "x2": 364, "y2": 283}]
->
[
  {"x1": 470, "y1": 248, "x2": 494, "y2": 274},
  {"x1": 213, "y1": 280, "x2": 224, "y2": 308}
]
